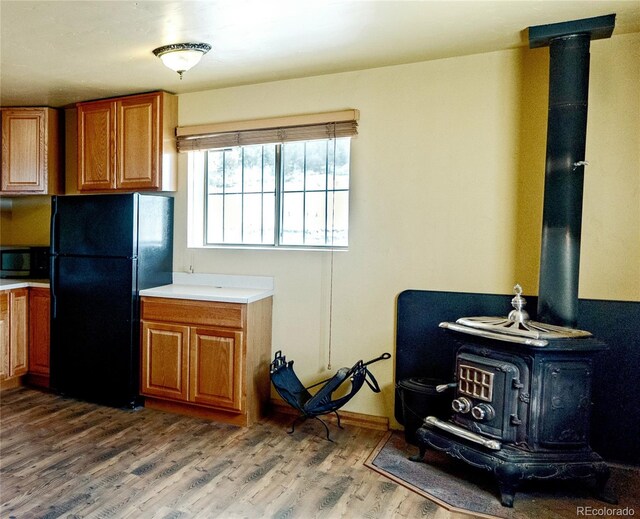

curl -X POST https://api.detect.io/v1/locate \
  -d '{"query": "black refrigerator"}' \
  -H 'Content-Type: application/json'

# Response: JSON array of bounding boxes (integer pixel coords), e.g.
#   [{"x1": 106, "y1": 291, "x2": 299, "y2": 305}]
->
[{"x1": 50, "y1": 193, "x2": 173, "y2": 408}]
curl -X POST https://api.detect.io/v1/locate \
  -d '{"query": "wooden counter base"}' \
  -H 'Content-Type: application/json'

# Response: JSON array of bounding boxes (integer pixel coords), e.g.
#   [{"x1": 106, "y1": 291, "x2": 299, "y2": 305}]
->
[
  {"x1": 0, "y1": 376, "x2": 24, "y2": 391},
  {"x1": 140, "y1": 296, "x2": 272, "y2": 427},
  {"x1": 143, "y1": 396, "x2": 259, "y2": 427}
]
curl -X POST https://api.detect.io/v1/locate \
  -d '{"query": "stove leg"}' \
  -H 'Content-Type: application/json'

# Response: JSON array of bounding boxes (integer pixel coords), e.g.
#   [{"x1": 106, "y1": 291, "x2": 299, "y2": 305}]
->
[
  {"x1": 495, "y1": 464, "x2": 522, "y2": 507},
  {"x1": 408, "y1": 443, "x2": 427, "y2": 462},
  {"x1": 594, "y1": 464, "x2": 618, "y2": 505}
]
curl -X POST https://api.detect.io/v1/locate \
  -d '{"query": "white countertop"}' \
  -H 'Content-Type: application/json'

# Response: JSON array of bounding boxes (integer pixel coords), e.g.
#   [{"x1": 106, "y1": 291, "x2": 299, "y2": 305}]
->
[
  {"x1": 0, "y1": 279, "x2": 50, "y2": 291},
  {"x1": 0, "y1": 274, "x2": 274, "y2": 304},
  {"x1": 140, "y1": 284, "x2": 273, "y2": 303},
  {"x1": 139, "y1": 273, "x2": 274, "y2": 304}
]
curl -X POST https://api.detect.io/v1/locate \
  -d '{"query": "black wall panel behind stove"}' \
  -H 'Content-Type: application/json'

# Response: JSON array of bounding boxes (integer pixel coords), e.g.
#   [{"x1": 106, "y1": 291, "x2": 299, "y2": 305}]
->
[{"x1": 395, "y1": 289, "x2": 640, "y2": 465}]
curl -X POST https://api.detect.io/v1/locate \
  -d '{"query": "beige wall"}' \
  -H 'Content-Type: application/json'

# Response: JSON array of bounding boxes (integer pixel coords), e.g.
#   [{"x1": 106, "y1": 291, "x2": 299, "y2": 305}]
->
[
  {"x1": 176, "y1": 32, "x2": 640, "y2": 423},
  {"x1": 0, "y1": 106, "x2": 78, "y2": 247},
  {"x1": 0, "y1": 196, "x2": 51, "y2": 245},
  {"x1": 1, "y1": 33, "x2": 637, "y2": 423}
]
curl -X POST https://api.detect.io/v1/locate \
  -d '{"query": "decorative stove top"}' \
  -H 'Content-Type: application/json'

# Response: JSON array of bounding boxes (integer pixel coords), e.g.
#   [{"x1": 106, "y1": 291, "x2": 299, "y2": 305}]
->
[{"x1": 440, "y1": 285, "x2": 592, "y2": 347}]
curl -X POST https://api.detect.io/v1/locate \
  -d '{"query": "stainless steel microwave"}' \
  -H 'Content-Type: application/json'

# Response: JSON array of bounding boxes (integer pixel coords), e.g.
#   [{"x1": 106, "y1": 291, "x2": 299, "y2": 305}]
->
[{"x1": 0, "y1": 246, "x2": 50, "y2": 279}]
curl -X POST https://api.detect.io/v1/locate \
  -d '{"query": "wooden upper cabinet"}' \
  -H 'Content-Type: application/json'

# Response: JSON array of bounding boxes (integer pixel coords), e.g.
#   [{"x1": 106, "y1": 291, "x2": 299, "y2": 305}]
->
[
  {"x1": 117, "y1": 95, "x2": 158, "y2": 190},
  {"x1": 77, "y1": 91, "x2": 177, "y2": 192},
  {"x1": 1, "y1": 107, "x2": 63, "y2": 194},
  {"x1": 77, "y1": 100, "x2": 115, "y2": 191}
]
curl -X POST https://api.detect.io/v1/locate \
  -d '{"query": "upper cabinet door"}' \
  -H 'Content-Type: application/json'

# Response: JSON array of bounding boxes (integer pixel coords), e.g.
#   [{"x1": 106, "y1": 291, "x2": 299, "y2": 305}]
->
[
  {"x1": 1, "y1": 108, "x2": 62, "y2": 194},
  {"x1": 116, "y1": 94, "x2": 160, "y2": 190},
  {"x1": 77, "y1": 100, "x2": 116, "y2": 191},
  {"x1": 77, "y1": 91, "x2": 177, "y2": 193}
]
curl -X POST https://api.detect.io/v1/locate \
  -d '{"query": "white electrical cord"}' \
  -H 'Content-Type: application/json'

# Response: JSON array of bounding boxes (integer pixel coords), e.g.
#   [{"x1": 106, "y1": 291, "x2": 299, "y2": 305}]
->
[{"x1": 327, "y1": 125, "x2": 337, "y2": 371}]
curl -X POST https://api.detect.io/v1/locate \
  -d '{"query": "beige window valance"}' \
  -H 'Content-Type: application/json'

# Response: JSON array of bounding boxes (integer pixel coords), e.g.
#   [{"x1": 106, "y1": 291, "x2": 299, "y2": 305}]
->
[{"x1": 176, "y1": 109, "x2": 359, "y2": 152}]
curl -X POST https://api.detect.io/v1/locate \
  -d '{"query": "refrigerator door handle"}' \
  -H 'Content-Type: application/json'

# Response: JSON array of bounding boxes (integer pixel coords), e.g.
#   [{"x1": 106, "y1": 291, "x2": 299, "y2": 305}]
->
[
  {"x1": 50, "y1": 255, "x2": 57, "y2": 319},
  {"x1": 50, "y1": 196, "x2": 59, "y2": 254}
]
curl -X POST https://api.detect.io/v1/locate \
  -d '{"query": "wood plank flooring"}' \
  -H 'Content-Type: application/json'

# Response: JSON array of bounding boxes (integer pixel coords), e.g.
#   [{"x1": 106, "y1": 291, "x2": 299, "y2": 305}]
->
[{"x1": 0, "y1": 388, "x2": 473, "y2": 519}]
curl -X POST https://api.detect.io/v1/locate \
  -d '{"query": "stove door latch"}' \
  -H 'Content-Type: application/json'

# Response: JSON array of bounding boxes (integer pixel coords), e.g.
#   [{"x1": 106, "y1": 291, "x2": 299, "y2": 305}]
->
[
  {"x1": 510, "y1": 414, "x2": 522, "y2": 425},
  {"x1": 512, "y1": 378, "x2": 523, "y2": 389}
]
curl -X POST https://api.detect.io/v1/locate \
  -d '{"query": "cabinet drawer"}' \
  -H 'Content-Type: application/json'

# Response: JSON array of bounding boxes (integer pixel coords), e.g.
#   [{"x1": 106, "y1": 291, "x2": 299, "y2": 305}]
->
[{"x1": 141, "y1": 297, "x2": 245, "y2": 328}]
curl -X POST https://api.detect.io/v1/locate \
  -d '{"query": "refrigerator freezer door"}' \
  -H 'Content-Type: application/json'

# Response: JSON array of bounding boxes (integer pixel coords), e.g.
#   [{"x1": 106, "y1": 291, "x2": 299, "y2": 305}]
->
[
  {"x1": 51, "y1": 194, "x2": 138, "y2": 258},
  {"x1": 50, "y1": 255, "x2": 140, "y2": 407}
]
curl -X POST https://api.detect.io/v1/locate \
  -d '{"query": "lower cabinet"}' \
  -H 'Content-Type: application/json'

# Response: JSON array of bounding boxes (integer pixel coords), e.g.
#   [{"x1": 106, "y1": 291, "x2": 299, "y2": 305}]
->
[
  {"x1": 27, "y1": 287, "x2": 51, "y2": 388},
  {"x1": 190, "y1": 326, "x2": 244, "y2": 410},
  {"x1": 141, "y1": 321, "x2": 189, "y2": 401},
  {"x1": 140, "y1": 296, "x2": 272, "y2": 426},
  {"x1": 0, "y1": 288, "x2": 29, "y2": 389}
]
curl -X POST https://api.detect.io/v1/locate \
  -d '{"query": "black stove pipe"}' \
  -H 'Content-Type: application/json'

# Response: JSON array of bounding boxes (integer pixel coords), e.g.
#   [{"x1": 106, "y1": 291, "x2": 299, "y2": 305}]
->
[
  {"x1": 537, "y1": 33, "x2": 590, "y2": 328},
  {"x1": 528, "y1": 15, "x2": 615, "y2": 328}
]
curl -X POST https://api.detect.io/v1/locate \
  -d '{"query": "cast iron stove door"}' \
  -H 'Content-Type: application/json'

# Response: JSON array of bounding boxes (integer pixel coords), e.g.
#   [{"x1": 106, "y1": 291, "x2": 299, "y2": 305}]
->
[
  {"x1": 452, "y1": 353, "x2": 523, "y2": 443},
  {"x1": 539, "y1": 360, "x2": 594, "y2": 448}
]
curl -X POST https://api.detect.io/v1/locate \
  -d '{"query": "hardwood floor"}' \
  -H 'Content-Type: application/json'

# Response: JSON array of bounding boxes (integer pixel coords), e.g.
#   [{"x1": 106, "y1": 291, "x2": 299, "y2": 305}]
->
[{"x1": 0, "y1": 388, "x2": 472, "y2": 519}]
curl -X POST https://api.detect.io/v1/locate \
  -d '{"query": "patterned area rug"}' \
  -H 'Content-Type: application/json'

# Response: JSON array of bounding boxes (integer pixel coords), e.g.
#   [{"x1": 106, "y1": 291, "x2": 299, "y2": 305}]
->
[{"x1": 365, "y1": 431, "x2": 640, "y2": 519}]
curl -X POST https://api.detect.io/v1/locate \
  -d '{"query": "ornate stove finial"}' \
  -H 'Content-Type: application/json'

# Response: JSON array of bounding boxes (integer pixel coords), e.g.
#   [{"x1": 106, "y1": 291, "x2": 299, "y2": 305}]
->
[{"x1": 508, "y1": 284, "x2": 530, "y2": 324}]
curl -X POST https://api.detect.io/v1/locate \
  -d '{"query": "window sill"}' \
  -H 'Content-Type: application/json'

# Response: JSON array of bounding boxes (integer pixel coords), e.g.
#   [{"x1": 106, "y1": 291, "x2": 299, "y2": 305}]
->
[{"x1": 188, "y1": 244, "x2": 349, "y2": 253}]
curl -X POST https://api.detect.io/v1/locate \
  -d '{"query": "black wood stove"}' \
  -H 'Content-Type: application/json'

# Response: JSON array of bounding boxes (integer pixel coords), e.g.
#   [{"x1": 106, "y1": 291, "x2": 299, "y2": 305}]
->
[
  {"x1": 414, "y1": 286, "x2": 614, "y2": 507},
  {"x1": 412, "y1": 14, "x2": 620, "y2": 507}
]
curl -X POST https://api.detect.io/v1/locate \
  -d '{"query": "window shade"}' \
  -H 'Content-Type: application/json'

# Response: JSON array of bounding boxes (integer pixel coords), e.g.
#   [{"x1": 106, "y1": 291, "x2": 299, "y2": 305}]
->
[{"x1": 176, "y1": 110, "x2": 358, "y2": 152}]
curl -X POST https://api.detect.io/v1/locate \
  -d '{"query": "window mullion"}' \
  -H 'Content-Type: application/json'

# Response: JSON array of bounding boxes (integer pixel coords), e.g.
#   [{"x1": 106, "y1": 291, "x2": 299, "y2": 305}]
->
[
  {"x1": 325, "y1": 140, "x2": 330, "y2": 245},
  {"x1": 274, "y1": 145, "x2": 282, "y2": 246},
  {"x1": 222, "y1": 151, "x2": 227, "y2": 243},
  {"x1": 203, "y1": 151, "x2": 209, "y2": 245},
  {"x1": 240, "y1": 147, "x2": 245, "y2": 243},
  {"x1": 302, "y1": 142, "x2": 307, "y2": 245},
  {"x1": 260, "y1": 146, "x2": 264, "y2": 244}
]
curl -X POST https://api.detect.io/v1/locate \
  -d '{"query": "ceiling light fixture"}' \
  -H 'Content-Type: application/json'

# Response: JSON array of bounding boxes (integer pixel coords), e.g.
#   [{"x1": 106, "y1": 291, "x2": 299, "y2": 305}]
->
[{"x1": 152, "y1": 42, "x2": 211, "y2": 80}]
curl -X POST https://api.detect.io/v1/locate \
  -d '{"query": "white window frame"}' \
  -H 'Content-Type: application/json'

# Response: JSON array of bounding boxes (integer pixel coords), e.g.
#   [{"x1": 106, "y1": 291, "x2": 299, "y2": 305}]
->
[{"x1": 187, "y1": 137, "x2": 351, "y2": 250}]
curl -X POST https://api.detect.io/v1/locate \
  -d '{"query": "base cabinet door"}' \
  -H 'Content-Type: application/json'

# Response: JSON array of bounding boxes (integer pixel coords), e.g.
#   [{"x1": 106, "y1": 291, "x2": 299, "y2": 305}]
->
[
  {"x1": 0, "y1": 289, "x2": 29, "y2": 384},
  {"x1": 141, "y1": 321, "x2": 189, "y2": 401},
  {"x1": 190, "y1": 327, "x2": 243, "y2": 411},
  {"x1": 0, "y1": 292, "x2": 9, "y2": 379},
  {"x1": 28, "y1": 287, "x2": 50, "y2": 387},
  {"x1": 9, "y1": 289, "x2": 28, "y2": 377}
]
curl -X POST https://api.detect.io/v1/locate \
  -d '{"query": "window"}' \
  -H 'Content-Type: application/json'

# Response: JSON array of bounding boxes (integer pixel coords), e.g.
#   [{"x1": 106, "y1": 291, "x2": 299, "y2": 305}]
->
[
  {"x1": 197, "y1": 138, "x2": 350, "y2": 248},
  {"x1": 182, "y1": 110, "x2": 358, "y2": 250}
]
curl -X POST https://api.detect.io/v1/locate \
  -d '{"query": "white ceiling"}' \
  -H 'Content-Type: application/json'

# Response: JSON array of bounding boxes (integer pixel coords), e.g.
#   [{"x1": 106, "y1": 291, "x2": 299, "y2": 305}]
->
[{"x1": 1, "y1": 0, "x2": 639, "y2": 108}]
